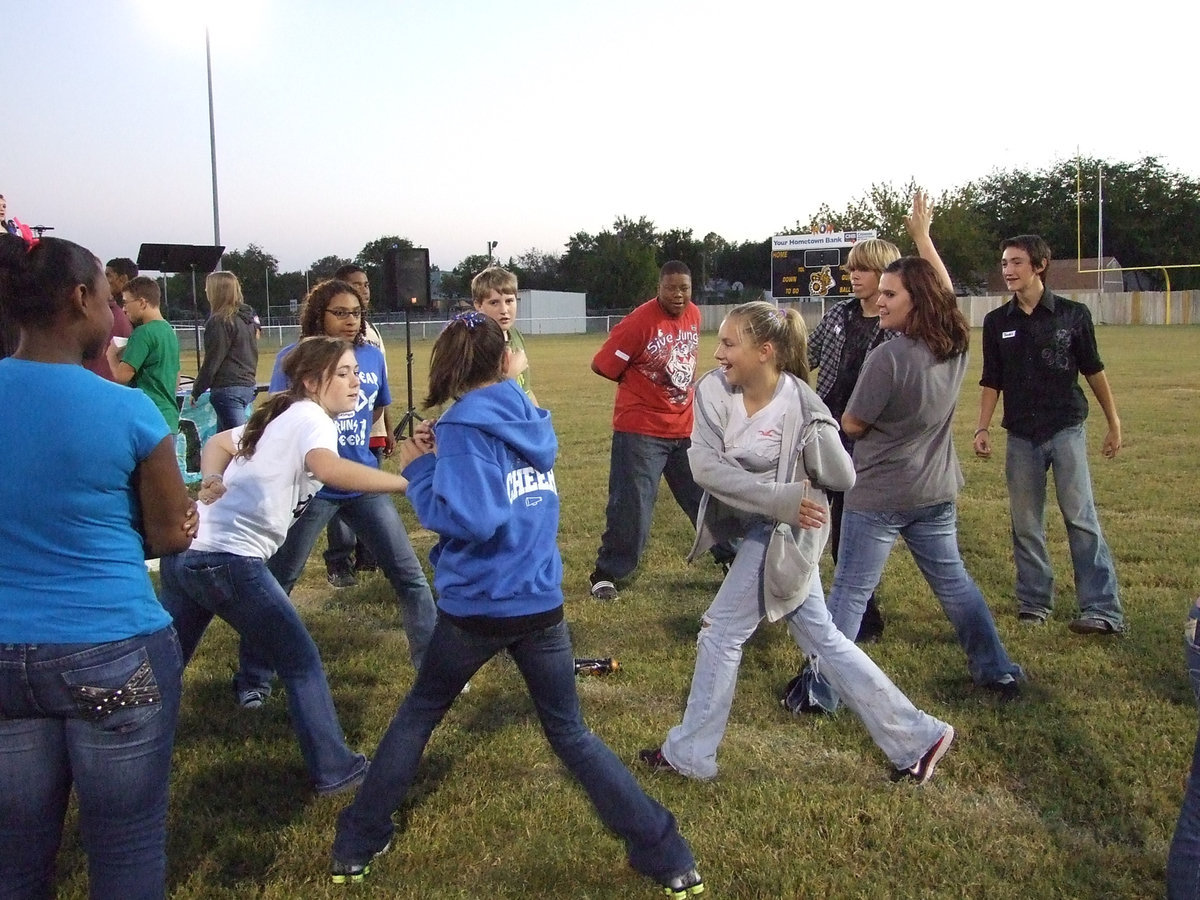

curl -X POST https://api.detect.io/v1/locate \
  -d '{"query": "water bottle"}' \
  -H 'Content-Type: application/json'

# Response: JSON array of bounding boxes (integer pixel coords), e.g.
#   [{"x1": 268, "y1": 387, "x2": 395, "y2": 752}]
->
[{"x1": 574, "y1": 657, "x2": 619, "y2": 676}]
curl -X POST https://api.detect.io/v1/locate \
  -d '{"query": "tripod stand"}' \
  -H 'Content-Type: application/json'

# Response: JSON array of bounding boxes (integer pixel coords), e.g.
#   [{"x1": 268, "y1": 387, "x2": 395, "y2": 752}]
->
[{"x1": 393, "y1": 302, "x2": 423, "y2": 440}]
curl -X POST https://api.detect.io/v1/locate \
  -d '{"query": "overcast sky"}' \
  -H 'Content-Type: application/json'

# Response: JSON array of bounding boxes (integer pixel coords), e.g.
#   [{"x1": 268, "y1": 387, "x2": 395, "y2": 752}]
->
[{"x1": 7, "y1": 0, "x2": 1198, "y2": 274}]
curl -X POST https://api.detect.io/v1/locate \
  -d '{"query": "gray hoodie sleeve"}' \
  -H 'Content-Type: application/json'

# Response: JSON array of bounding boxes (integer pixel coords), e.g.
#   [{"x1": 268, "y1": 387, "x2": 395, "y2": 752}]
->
[
  {"x1": 688, "y1": 372, "x2": 810, "y2": 527},
  {"x1": 192, "y1": 318, "x2": 232, "y2": 398}
]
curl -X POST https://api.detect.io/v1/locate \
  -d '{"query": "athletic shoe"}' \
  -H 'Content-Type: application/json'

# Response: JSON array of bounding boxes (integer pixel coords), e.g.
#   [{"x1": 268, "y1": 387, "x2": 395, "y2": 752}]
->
[
  {"x1": 891, "y1": 726, "x2": 955, "y2": 785},
  {"x1": 330, "y1": 841, "x2": 391, "y2": 885},
  {"x1": 982, "y1": 674, "x2": 1021, "y2": 704},
  {"x1": 1068, "y1": 616, "x2": 1120, "y2": 635},
  {"x1": 590, "y1": 579, "x2": 619, "y2": 601},
  {"x1": 327, "y1": 562, "x2": 358, "y2": 589},
  {"x1": 638, "y1": 748, "x2": 679, "y2": 774},
  {"x1": 660, "y1": 867, "x2": 705, "y2": 898},
  {"x1": 236, "y1": 688, "x2": 268, "y2": 709}
]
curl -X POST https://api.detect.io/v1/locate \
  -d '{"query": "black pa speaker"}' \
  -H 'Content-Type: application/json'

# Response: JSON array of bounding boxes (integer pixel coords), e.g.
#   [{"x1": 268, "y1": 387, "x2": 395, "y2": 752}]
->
[{"x1": 383, "y1": 247, "x2": 431, "y2": 308}]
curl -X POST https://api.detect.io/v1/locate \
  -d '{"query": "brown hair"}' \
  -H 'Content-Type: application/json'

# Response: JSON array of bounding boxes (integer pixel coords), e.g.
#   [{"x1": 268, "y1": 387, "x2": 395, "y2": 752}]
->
[
  {"x1": 125, "y1": 275, "x2": 162, "y2": 307},
  {"x1": 425, "y1": 312, "x2": 506, "y2": 407},
  {"x1": 299, "y1": 279, "x2": 365, "y2": 344},
  {"x1": 882, "y1": 257, "x2": 968, "y2": 361},
  {"x1": 237, "y1": 337, "x2": 352, "y2": 459}
]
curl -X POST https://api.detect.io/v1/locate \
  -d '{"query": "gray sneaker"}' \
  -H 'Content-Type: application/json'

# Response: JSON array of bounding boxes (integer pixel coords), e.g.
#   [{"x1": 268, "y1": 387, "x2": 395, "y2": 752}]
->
[{"x1": 590, "y1": 579, "x2": 619, "y2": 601}]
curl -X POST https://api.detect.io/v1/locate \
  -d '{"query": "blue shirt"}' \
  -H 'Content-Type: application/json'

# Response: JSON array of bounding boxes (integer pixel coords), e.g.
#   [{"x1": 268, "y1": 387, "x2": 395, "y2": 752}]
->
[
  {"x1": 0, "y1": 359, "x2": 173, "y2": 642},
  {"x1": 269, "y1": 341, "x2": 391, "y2": 500}
]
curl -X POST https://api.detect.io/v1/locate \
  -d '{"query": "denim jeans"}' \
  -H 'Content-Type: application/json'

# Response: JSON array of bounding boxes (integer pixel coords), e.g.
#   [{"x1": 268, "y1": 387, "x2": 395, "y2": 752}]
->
[
  {"x1": 160, "y1": 550, "x2": 367, "y2": 794},
  {"x1": 592, "y1": 431, "x2": 705, "y2": 583},
  {"x1": 238, "y1": 491, "x2": 437, "y2": 694},
  {"x1": 1168, "y1": 603, "x2": 1200, "y2": 898},
  {"x1": 208, "y1": 384, "x2": 256, "y2": 432},
  {"x1": 1006, "y1": 425, "x2": 1123, "y2": 626},
  {"x1": 324, "y1": 447, "x2": 385, "y2": 570},
  {"x1": 0, "y1": 626, "x2": 182, "y2": 899},
  {"x1": 334, "y1": 617, "x2": 696, "y2": 883},
  {"x1": 660, "y1": 522, "x2": 949, "y2": 779},
  {"x1": 807, "y1": 502, "x2": 1023, "y2": 712}
]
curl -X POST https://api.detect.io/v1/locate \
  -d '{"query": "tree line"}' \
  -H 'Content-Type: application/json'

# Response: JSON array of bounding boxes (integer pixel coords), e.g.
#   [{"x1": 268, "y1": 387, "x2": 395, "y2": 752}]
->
[{"x1": 162, "y1": 156, "x2": 1200, "y2": 319}]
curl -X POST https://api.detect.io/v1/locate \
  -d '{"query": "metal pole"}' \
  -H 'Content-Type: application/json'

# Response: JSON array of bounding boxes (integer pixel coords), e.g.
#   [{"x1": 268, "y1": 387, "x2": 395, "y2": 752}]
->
[
  {"x1": 1097, "y1": 165, "x2": 1103, "y2": 292},
  {"x1": 206, "y1": 27, "x2": 221, "y2": 251}
]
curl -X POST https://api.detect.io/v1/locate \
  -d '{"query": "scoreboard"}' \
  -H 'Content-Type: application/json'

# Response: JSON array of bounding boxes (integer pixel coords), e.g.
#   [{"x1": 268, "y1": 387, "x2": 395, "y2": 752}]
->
[{"x1": 771, "y1": 230, "x2": 877, "y2": 301}]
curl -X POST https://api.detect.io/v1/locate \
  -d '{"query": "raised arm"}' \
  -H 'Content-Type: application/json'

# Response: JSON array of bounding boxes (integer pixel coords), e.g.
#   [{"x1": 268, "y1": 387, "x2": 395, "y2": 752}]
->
[{"x1": 905, "y1": 190, "x2": 954, "y2": 294}]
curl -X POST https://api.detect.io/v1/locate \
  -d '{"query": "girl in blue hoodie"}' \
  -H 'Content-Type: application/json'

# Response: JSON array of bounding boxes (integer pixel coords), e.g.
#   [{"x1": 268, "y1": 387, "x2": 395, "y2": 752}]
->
[{"x1": 330, "y1": 312, "x2": 703, "y2": 899}]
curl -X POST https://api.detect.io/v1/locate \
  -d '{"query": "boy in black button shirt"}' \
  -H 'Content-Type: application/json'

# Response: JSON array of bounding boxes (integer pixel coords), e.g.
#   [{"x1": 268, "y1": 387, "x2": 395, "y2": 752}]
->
[{"x1": 973, "y1": 234, "x2": 1124, "y2": 635}]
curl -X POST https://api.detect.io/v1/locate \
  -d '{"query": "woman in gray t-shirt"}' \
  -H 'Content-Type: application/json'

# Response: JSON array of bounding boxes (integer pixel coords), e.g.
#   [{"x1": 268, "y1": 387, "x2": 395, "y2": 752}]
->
[{"x1": 800, "y1": 257, "x2": 1023, "y2": 713}]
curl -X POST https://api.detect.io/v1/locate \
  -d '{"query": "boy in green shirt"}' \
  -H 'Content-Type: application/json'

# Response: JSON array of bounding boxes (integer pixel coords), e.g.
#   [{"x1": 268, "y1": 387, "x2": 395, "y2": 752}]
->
[
  {"x1": 109, "y1": 275, "x2": 181, "y2": 432},
  {"x1": 472, "y1": 266, "x2": 538, "y2": 406}
]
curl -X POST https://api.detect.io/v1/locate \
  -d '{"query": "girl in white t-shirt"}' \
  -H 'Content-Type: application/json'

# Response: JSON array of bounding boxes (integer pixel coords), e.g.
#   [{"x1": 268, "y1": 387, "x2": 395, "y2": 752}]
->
[
  {"x1": 160, "y1": 337, "x2": 410, "y2": 795},
  {"x1": 640, "y1": 301, "x2": 956, "y2": 784}
]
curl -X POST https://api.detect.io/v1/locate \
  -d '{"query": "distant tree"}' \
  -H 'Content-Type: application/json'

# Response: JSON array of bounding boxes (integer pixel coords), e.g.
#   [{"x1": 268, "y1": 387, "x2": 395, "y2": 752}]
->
[
  {"x1": 308, "y1": 254, "x2": 350, "y2": 281},
  {"x1": 972, "y1": 155, "x2": 1200, "y2": 290},
  {"x1": 559, "y1": 218, "x2": 659, "y2": 311},
  {"x1": 441, "y1": 254, "x2": 494, "y2": 300},
  {"x1": 219, "y1": 244, "x2": 279, "y2": 315},
  {"x1": 712, "y1": 238, "x2": 771, "y2": 291},
  {"x1": 509, "y1": 249, "x2": 562, "y2": 291},
  {"x1": 658, "y1": 228, "x2": 705, "y2": 289}
]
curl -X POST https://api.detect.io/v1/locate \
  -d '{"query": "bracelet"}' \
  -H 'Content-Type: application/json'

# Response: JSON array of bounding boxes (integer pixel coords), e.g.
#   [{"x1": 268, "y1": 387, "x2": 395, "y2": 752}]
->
[{"x1": 973, "y1": 428, "x2": 989, "y2": 437}]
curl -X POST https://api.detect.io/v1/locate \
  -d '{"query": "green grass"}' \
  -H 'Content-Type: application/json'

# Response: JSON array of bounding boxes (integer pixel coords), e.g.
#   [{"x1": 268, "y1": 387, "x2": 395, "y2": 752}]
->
[{"x1": 64, "y1": 326, "x2": 1200, "y2": 898}]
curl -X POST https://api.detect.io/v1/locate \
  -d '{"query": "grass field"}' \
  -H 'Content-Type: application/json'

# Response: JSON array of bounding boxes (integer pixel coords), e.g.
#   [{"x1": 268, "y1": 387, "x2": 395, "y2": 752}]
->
[{"x1": 60, "y1": 326, "x2": 1200, "y2": 898}]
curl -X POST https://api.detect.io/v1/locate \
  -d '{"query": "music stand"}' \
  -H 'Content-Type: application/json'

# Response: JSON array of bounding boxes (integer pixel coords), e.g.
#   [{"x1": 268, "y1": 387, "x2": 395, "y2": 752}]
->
[{"x1": 137, "y1": 243, "x2": 224, "y2": 370}]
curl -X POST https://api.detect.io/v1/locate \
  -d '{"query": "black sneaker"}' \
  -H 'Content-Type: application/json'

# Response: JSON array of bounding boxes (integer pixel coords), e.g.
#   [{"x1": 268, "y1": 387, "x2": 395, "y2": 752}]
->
[
  {"x1": 855, "y1": 594, "x2": 885, "y2": 644},
  {"x1": 330, "y1": 841, "x2": 391, "y2": 885},
  {"x1": 661, "y1": 867, "x2": 705, "y2": 898},
  {"x1": 891, "y1": 726, "x2": 954, "y2": 785},
  {"x1": 638, "y1": 748, "x2": 679, "y2": 774},
  {"x1": 327, "y1": 562, "x2": 358, "y2": 589},
  {"x1": 982, "y1": 675, "x2": 1021, "y2": 704}
]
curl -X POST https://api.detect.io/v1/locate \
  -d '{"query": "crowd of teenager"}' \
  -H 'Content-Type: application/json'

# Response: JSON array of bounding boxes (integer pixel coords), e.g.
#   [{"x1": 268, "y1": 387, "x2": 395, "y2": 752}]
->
[{"x1": 1, "y1": 189, "x2": 1196, "y2": 899}]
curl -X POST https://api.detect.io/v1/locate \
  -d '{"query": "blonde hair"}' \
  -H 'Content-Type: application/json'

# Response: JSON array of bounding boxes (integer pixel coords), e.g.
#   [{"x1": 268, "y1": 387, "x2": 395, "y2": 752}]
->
[
  {"x1": 725, "y1": 301, "x2": 810, "y2": 382},
  {"x1": 205, "y1": 271, "x2": 244, "y2": 322},
  {"x1": 470, "y1": 266, "x2": 518, "y2": 304},
  {"x1": 844, "y1": 238, "x2": 901, "y2": 274}
]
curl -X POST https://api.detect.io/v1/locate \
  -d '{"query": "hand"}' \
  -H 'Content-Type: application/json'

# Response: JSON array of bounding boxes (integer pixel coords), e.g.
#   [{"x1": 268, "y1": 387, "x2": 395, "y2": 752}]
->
[
  {"x1": 383, "y1": 432, "x2": 397, "y2": 458},
  {"x1": 198, "y1": 476, "x2": 227, "y2": 505},
  {"x1": 904, "y1": 190, "x2": 933, "y2": 241},
  {"x1": 396, "y1": 437, "x2": 431, "y2": 469},
  {"x1": 182, "y1": 500, "x2": 200, "y2": 539},
  {"x1": 1102, "y1": 424, "x2": 1122, "y2": 458},
  {"x1": 796, "y1": 492, "x2": 828, "y2": 530},
  {"x1": 973, "y1": 429, "x2": 992, "y2": 459},
  {"x1": 506, "y1": 347, "x2": 529, "y2": 377}
]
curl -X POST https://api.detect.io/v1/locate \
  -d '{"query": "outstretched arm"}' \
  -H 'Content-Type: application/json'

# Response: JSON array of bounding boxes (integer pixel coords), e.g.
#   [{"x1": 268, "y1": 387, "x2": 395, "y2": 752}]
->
[{"x1": 905, "y1": 190, "x2": 954, "y2": 294}]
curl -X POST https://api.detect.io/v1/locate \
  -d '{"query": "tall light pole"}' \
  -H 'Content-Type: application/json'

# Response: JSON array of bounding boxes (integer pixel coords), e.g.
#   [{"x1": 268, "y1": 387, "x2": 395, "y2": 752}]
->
[
  {"x1": 206, "y1": 27, "x2": 221, "y2": 250},
  {"x1": 487, "y1": 240, "x2": 498, "y2": 266}
]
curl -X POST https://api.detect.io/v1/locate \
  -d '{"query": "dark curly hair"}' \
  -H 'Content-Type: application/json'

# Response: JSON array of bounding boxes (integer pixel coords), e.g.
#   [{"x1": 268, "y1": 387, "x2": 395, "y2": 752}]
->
[
  {"x1": 882, "y1": 257, "x2": 969, "y2": 361},
  {"x1": 298, "y1": 279, "x2": 365, "y2": 344}
]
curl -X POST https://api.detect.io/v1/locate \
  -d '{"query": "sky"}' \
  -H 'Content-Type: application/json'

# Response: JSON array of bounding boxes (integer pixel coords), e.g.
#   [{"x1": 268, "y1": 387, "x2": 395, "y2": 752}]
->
[{"x1": 6, "y1": 0, "x2": 1199, "y2": 275}]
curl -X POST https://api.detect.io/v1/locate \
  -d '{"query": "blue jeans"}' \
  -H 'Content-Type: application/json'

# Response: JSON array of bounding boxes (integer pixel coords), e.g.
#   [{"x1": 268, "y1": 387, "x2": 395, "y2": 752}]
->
[
  {"x1": 592, "y1": 431, "x2": 705, "y2": 583},
  {"x1": 1168, "y1": 604, "x2": 1200, "y2": 898},
  {"x1": 208, "y1": 384, "x2": 256, "y2": 432},
  {"x1": 1006, "y1": 425, "x2": 1123, "y2": 626},
  {"x1": 238, "y1": 491, "x2": 437, "y2": 694},
  {"x1": 0, "y1": 626, "x2": 182, "y2": 899},
  {"x1": 661, "y1": 522, "x2": 949, "y2": 779},
  {"x1": 808, "y1": 502, "x2": 1023, "y2": 712},
  {"x1": 324, "y1": 447, "x2": 385, "y2": 570},
  {"x1": 160, "y1": 550, "x2": 367, "y2": 794},
  {"x1": 333, "y1": 617, "x2": 696, "y2": 883}
]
